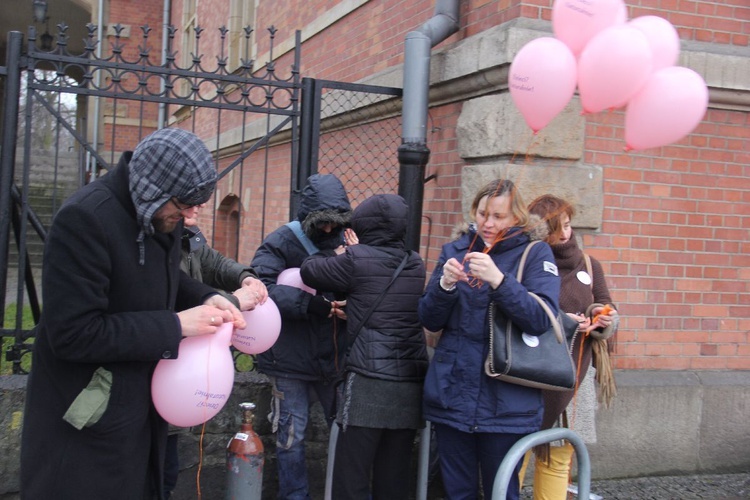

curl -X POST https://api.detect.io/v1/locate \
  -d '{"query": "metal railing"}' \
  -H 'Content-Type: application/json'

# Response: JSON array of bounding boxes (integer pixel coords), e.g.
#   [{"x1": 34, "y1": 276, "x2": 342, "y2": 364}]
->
[{"x1": 493, "y1": 428, "x2": 591, "y2": 499}]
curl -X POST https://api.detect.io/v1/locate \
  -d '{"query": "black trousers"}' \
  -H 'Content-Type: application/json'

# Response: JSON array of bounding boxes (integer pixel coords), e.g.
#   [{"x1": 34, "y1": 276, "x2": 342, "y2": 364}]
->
[
  {"x1": 331, "y1": 425, "x2": 417, "y2": 500},
  {"x1": 164, "y1": 434, "x2": 179, "y2": 498}
]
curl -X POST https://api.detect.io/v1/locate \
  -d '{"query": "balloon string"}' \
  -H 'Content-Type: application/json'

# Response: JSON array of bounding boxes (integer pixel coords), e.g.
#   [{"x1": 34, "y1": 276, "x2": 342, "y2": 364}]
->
[
  {"x1": 195, "y1": 336, "x2": 214, "y2": 499},
  {"x1": 197, "y1": 421, "x2": 206, "y2": 499},
  {"x1": 333, "y1": 316, "x2": 340, "y2": 373}
]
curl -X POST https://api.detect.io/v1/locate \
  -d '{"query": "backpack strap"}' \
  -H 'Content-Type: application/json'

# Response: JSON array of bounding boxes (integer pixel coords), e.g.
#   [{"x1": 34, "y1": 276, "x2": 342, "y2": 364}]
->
[
  {"x1": 347, "y1": 252, "x2": 411, "y2": 352},
  {"x1": 285, "y1": 220, "x2": 319, "y2": 256}
]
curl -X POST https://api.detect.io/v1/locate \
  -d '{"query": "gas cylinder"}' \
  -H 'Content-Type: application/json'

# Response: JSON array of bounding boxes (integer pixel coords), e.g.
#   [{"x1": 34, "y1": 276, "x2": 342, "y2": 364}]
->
[{"x1": 225, "y1": 402, "x2": 264, "y2": 500}]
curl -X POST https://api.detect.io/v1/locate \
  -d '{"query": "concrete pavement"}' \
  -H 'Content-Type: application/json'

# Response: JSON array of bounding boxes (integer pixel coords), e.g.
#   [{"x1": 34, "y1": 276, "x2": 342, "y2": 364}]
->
[{"x1": 520, "y1": 472, "x2": 750, "y2": 499}]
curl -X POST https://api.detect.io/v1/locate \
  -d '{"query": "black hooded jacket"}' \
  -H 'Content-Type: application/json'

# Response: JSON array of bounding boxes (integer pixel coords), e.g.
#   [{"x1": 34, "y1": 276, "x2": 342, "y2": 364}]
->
[
  {"x1": 250, "y1": 174, "x2": 351, "y2": 381},
  {"x1": 300, "y1": 194, "x2": 428, "y2": 382}
]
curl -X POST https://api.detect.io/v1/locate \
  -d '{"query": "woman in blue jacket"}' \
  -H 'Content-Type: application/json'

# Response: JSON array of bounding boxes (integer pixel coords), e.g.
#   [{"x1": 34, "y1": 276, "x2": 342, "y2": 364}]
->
[{"x1": 419, "y1": 179, "x2": 560, "y2": 500}]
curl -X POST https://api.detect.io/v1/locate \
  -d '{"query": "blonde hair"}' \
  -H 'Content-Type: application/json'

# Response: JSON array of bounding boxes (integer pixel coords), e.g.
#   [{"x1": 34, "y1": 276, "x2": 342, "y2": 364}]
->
[{"x1": 470, "y1": 179, "x2": 529, "y2": 228}]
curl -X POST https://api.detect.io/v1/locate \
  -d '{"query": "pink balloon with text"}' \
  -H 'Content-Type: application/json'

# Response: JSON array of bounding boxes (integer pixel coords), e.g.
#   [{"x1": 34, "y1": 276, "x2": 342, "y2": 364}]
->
[
  {"x1": 552, "y1": 0, "x2": 627, "y2": 56},
  {"x1": 152, "y1": 323, "x2": 235, "y2": 427},
  {"x1": 232, "y1": 297, "x2": 282, "y2": 355},
  {"x1": 509, "y1": 37, "x2": 577, "y2": 133}
]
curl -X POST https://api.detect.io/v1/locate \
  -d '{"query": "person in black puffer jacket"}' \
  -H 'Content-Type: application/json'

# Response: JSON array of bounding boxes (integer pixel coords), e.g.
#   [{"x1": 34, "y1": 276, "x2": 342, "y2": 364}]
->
[
  {"x1": 250, "y1": 173, "x2": 351, "y2": 500},
  {"x1": 301, "y1": 193, "x2": 428, "y2": 500}
]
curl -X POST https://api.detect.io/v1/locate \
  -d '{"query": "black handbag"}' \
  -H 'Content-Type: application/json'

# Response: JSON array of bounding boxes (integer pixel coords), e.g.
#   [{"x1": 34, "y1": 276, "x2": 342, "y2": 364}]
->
[{"x1": 484, "y1": 241, "x2": 578, "y2": 391}]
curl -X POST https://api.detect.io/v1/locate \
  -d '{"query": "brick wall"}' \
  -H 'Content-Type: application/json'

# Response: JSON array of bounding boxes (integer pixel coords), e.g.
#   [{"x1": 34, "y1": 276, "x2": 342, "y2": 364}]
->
[{"x1": 177, "y1": 0, "x2": 749, "y2": 373}]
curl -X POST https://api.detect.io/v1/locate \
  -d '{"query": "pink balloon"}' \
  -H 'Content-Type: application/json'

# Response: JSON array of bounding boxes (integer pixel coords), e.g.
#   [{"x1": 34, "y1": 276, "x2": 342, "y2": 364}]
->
[
  {"x1": 615, "y1": 2, "x2": 628, "y2": 24},
  {"x1": 624, "y1": 66, "x2": 708, "y2": 151},
  {"x1": 629, "y1": 16, "x2": 680, "y2": 71},
  {"x1": 552, "y1": 0, "x2": 627, "y2": 56},
  {"x1": 277, "y1": 267, "x2": 315, "y2": 295},
  {"x1": 509, "y1": 37, "x2": 577, "y2": 133},
  {"x1": 232, "y1": 297, "x2": 282, "y2": 354},
  {"x1": 152, "y1": 323, "x2": 235, "y2": 427},
  {"x1": 577, "y1": 25, "x2": 653, "y2": 114}
]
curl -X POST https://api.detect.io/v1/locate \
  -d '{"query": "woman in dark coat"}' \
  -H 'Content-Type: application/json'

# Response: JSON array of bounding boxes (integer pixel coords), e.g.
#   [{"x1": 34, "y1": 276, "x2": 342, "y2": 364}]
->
[
  {"x1": 301, "y1": 193, "x2": 428, "y2": 500},
  {"x1": 419, "y1": 179, "x2": 559, "y2": 500}
]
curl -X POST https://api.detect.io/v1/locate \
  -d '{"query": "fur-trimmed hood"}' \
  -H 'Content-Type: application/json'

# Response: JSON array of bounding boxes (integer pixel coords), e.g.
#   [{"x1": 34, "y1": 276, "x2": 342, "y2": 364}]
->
[
  {"x1": 296, "y1": 174, "x2": 352, "y2": 248},
  {"x1": 449, "y1": 214, "x2": 549, "y2": 243}
]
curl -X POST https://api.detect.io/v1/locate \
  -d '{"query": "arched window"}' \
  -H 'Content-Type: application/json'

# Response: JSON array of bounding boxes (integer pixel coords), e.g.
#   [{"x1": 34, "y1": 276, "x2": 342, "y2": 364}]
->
[{"x1": 214, "y1": 194, "x2": 241, "y2": 261}]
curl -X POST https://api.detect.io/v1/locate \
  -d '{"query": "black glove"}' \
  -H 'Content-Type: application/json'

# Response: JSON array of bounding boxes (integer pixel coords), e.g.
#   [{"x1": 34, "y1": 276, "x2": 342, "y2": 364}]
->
[{"x1": 307, "y1": 295, "x2": 331, "y2": 318}]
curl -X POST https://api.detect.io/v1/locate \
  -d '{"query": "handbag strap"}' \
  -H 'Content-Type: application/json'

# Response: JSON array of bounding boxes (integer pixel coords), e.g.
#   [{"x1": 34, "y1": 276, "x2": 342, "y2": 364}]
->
[
  {"x1": 583, "y1": 253, "x2": 593, "y2": 290},
  {"x1": 515, "y1": 240, "x2": 540, "y2": 282},
  {"x1": 515, "y1": 240, "x2": 563, "y2": 343},
  {"x1": 347, "y1": 252, "x2": 410, "y2": 351}
]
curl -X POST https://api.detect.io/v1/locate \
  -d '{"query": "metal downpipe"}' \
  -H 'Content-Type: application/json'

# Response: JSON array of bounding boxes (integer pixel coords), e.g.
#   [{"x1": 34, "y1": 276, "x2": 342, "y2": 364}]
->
[
  {"x1": 398, "y1": 0, "x2": 460, "y2": 252},
  {"x1": 402, "y1": 6, "x2": 460, "y2": 500}
]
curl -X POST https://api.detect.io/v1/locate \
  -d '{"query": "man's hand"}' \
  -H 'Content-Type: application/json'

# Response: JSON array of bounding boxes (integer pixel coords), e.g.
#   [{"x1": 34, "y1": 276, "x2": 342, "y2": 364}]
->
[
  {"x1": 177, "y1": 303, "x2": 240, "y2": 337},
  {"x1": 234, "y1": 277, "x2": 268, "y2": 310},
  {"x1": 204, "y1": 294, "x2": 246, "y2": 329}
]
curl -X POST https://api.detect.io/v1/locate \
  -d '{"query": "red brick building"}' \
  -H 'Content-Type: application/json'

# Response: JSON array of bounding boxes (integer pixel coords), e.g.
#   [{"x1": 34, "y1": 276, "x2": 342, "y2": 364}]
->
[
  {"x1": 4, "y1": 0, "x2": 747, "y2": 486},
  {"x1": 107, "y1": 0, "x2": 750, "y2": 478}
]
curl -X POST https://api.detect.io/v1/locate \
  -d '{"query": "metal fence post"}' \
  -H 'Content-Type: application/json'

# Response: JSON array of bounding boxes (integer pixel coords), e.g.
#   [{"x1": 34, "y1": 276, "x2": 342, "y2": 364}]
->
[
  {"x1": 0, "y1": 31, "x2": 24, "y2": 320},
  {"x1": 492, "y1": 428, "x2": 591, "y2": 500}
]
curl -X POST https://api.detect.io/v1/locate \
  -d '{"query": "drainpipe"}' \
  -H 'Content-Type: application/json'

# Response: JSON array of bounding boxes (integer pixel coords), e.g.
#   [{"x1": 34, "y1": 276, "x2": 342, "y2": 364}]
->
[
  {"x1": 398, "y1": 0, "x2": 460, "y2": 252},
  {"x1": 157, "y1": 0, "x2": 171, "y2": 129},
  {"x1": 399, "y1": 4, "x2": 460, "y2": 500}
]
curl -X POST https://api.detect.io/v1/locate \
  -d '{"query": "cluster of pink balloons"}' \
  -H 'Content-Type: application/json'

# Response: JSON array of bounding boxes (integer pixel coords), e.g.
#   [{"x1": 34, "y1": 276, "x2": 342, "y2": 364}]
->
[
  {"x1": 152, "y1": 295, "x2": 285, "y2": 427},
  {"x1": 509, "y1": 0, "x2": 708, "y2": 151}
]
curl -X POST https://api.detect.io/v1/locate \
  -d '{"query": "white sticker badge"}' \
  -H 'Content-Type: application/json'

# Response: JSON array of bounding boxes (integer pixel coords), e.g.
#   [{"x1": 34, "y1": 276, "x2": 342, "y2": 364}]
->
[
  {"x1": 543, "y1": 261, "x2": 558, "y2": 276},
  {"x1": 522, "y1": 333, "x2": 540, "y2": 347},
  {"x1": 577, "y1": 271, "x2": 592, "y2": 285}
]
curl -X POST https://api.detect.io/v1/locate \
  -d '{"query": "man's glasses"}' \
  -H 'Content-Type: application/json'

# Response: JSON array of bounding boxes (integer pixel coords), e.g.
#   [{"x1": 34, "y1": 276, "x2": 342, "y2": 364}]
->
[{"x1": 170, "y1": 198, "x2": 197, "y2": 213}]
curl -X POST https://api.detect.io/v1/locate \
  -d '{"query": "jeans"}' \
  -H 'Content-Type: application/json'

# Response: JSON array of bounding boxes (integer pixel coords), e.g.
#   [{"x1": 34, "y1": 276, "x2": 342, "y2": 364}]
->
[{"x1": 269, "y1": 377, "x2": 336, "y2": 500}]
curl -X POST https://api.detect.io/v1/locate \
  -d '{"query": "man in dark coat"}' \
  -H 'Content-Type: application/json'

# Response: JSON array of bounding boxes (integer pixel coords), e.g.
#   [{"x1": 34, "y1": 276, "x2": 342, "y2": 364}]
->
[
  {"x1": 20, "y1": 128, "x2": 245, "y2": 500},
  {"x1": 250, "y1": 173, "x2": 351, "y2": 500}
]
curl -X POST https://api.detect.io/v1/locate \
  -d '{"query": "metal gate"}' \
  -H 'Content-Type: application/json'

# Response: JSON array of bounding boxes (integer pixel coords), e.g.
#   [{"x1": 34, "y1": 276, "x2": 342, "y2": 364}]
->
[
  {"x1": 0, "y1": 23, "x2": 303, "y2": 373},
  {"x1": 296, "y1": 78, "x2": 403, "y2": 217},
  {"x1": 0, "y1": 24, "x2": 404, "y2": 375}
]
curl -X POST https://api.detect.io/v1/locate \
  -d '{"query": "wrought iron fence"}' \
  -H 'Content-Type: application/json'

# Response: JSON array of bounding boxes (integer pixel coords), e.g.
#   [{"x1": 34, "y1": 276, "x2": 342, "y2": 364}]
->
[{"x1": 1, "y1": 23, "x2": 302, "y2": 374}]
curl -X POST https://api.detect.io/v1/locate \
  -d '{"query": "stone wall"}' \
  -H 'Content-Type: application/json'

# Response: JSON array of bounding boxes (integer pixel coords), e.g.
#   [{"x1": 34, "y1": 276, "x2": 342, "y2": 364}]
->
[{"x1": 3, "y1": 370, "x2": 750, "y2": 499}]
